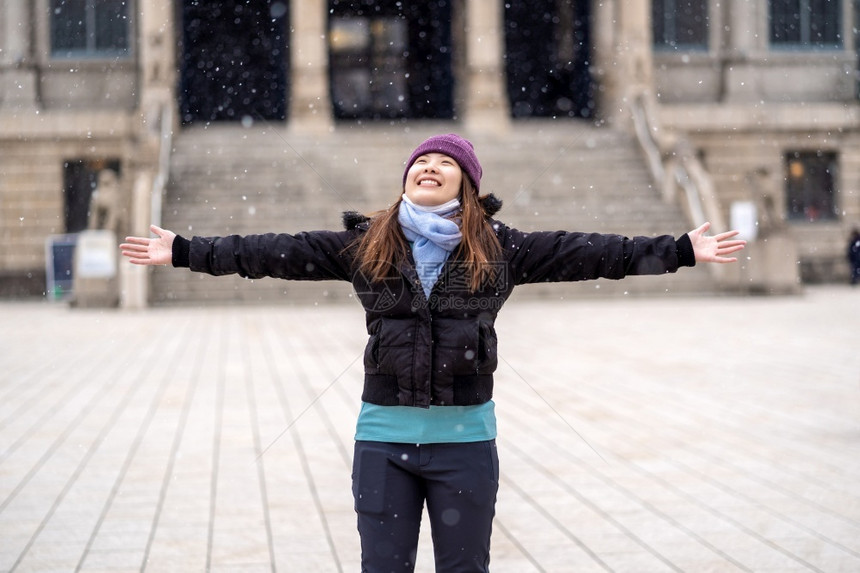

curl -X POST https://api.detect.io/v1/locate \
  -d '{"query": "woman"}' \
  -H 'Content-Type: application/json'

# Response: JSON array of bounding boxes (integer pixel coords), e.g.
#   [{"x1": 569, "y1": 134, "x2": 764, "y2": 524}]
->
[{"x1": 121, "y1": 133, "x2": 745, "y2": 572}]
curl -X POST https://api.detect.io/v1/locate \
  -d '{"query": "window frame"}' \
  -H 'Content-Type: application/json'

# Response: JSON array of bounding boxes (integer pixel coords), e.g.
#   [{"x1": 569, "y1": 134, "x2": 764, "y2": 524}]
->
[
  {"x1": 768, "y1": 0, "x2": 843, "y2": 51},
  {"x1": 327, "y1": 1, "x2": 453, "y2": 121},
  {"x1": 652, "y1": 0, "x2": 710, "y2": 52},
  {"x1": 329, "y1": 14, "x2": 411, "y2": 119},
  {"x1": 784, "y1": 150, "x2": 840, "y2": 223},
  {"x1": 48, "y1": 0, "x2": 134, "y2": 60}
]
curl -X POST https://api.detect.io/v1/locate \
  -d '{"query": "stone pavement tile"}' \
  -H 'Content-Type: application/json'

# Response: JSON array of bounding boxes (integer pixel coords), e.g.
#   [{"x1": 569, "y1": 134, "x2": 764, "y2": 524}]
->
[
  {"x1": 77, "y1": 548, "x2": 145, "y2": 572},
  {"x1": 493, "y1": 531, "x2": 609, "y2": 573},
  {"x1": 82, "y1": 529, "x2": 149, "y2": 558},
  {"x1": 207, "y1": 565, "x2": 272, "y2": 573},
  {"x1": 493, "y1": 488, "x2": 607, "y2": 568},
  {"x1": 9, "y1": 541, "x2": 84, "y2": 573},
  {"x1": 0, "y1": 533, "x2": 34, "y2": 572},
  {"x1": 619, "y1": 513, "x2": 735, "y2": 564},
  {"x1": 704, "y1": 531, "x2": 821, "y2": 571},
  {"x1": 767, "y1": 536, "x2": 860, "y2": 572},
  {"x1": 209, "y1": 525, "x2": 272, "y2": 571},
  {"x1": 668, "y1": 560, "x2": 748, "y2": 573},
  {"x1": 143, "y1": 524, "x2": 209, "y2": 571},
  {"x1": 599, "y1": 551, "x2": 677, "y2": 572},
  {"x1": 269, "y1": 548, "x2": 348, "y2": 573},
  {"x1": 481, "y1": 550, "x2": 546, "y2": 573}
]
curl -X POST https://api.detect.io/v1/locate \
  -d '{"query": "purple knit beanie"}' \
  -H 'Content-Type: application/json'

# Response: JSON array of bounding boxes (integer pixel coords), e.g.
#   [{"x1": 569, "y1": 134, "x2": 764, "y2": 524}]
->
[{"x1": 402, "y1": 133, "x2": 482, "y2": 191}]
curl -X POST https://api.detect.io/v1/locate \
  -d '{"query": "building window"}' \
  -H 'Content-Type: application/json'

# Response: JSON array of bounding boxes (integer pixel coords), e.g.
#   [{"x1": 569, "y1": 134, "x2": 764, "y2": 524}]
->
[
  {"x1": 179, "y1": 0, "x2": 288, "y2": 123},
  {"x1": 50, "y1": 0, "x2": 130, "y2": 58},
  {"x1": 504, "y1": 0, "x2": 594, "y2": 118},
  {"x1": 329, "y1": 15, "x2": 408, "y2": 118},
  {"x1": 328, "y1": 1, "x2": 453, "y2": 120},
  {"x1": 785, "y1": 151, "x2": 838, "y2": 222},
  {"x1": 652, "y1": 0, "x2": 709, "y2": 51},
  {"x1": 769, "y1": 0, "x2": 842, "y2": 48}
]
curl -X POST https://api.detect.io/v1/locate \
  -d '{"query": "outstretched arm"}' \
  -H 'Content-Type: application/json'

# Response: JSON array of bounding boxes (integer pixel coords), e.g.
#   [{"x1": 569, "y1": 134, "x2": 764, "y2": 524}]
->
[
  {"x1": 120, "y1": 225, "x2": 176, "y2": 266},
  {"x1": 688, "y1": 222, "x2": 746, "y2": 264}
]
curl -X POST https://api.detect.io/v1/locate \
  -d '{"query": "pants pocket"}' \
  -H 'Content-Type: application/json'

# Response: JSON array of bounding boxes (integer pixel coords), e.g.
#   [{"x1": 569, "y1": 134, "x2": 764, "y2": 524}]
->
[{"x1": 352, "y1": 442, "x2": 388, "y2": 515}]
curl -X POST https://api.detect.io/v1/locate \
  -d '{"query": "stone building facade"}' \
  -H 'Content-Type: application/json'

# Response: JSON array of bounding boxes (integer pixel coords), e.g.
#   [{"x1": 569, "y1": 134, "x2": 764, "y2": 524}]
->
[{"x1": 1, "y1": 0, "x2": 858, "y2": 306}]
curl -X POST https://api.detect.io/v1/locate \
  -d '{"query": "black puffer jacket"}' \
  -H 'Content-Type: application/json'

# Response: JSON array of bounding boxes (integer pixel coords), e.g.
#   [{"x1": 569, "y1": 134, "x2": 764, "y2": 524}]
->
[{"x1": 172, "y1": 197, "x2": 695, "y2": 408}]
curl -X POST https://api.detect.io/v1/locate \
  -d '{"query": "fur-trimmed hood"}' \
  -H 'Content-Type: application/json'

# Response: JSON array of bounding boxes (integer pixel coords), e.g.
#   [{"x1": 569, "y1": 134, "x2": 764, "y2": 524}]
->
[{"x1": 342, "y1": 193, "x2": 503, "y2": 231}]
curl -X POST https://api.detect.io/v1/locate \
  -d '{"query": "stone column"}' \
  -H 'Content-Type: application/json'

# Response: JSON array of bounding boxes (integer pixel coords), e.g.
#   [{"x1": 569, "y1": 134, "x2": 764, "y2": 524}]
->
[
  {"x1": 0, "y1": 0, "x2": 38, "y2": 109},
  {"x1": 591, "y1": 0, "x2": 618, "y2": 122},
  {"x1": 621, "y1": 0, "x2": 654, "y2": 92},
  {"x1": 121, "y1": 0, "x2": 175, "y2": 309},
  {"x1": 462, "y1": 0, "x2": 510, "y2": 134},
  {"x1": 598, "y1": 0, "x2": 654, "y2": 127},
  {"x1": 720, "y1": 0, "x2": 761, "y2": 102},
  {"x1": 138, "y1": 0, "x2": 176, "y2": 126},
  {"x1": 289, "y1": 0, "x2": 333, "y2": 134},
  {"x1": 120, "y1": 170, "x2": 154, "y2": 309}
]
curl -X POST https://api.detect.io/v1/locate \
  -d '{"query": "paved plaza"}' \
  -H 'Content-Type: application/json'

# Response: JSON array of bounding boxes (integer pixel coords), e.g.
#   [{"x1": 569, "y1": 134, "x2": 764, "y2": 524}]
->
[{"x1": 1, "y1": 285, "x2": 859, "y2": 572}]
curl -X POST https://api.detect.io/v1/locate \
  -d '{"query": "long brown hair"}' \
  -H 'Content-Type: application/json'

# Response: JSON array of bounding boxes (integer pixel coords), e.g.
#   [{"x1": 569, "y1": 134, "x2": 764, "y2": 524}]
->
[{"x1": 353, "y1": 178, "x2": 502, "y2": 292}]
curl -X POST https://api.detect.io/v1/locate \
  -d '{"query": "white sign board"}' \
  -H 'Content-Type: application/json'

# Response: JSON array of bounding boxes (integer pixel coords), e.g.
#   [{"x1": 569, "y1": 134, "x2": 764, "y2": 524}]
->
[
  {"x1": 75, "y1": 230, "x2": 118, "y2": 279},
  {"x1": 730, "y1": 201, "x2": 758, "y2": 242}
]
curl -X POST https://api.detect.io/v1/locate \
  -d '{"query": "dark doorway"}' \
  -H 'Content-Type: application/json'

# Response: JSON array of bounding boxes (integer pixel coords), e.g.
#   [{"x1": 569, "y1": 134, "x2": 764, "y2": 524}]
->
[
  {"x1": 179, "y1": 0, "x2": 288, "y2": 124},
  {"x1": 328, "y1": 0, "x2": 453, "y2": 120},
  {"x1": 63, "y1": 158, "x2": 121, "y2": 233},
  {"x1": 504, "y1": 0, "x2": 594, "y2": 118}
]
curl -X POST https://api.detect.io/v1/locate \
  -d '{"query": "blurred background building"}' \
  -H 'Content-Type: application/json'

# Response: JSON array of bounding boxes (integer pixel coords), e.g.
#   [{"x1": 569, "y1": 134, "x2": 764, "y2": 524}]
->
[{"x1": 1, "y1": 0, "x2": 858, "y2": 306}]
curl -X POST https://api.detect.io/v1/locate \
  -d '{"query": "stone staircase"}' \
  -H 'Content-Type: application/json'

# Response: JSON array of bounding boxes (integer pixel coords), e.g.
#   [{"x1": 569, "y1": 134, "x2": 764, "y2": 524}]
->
[{"x1": 151, "y1": 120, "x2": 715, "y2": 305}]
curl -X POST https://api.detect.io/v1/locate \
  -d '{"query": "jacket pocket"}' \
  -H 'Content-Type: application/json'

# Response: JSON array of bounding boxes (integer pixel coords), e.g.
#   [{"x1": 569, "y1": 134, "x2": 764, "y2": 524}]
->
[
  {"x1": 433, "y1": 319, "x2": 480, "y2": 376},
  {"x1": 363, "y1": 332, "x2": 380, "y2": 370},
  {"x1": 374, "y1": 317, "x2": 418, "y2": 376},
  {"x1": 478, "y1": 323, "x2": 498, "y2": 373}
]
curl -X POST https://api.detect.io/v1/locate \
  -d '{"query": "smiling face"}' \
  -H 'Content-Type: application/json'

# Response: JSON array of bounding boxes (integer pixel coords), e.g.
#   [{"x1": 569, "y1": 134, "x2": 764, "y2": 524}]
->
[{"x1": 403, "y1": 153, "x2": 463, "y2": 207}]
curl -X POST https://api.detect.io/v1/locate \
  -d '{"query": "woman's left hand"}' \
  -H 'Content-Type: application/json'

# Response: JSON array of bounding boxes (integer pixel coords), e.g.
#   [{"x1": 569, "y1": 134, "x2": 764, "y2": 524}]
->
[{"x1": 688, "y1": 222, "x2": 746, "y2": 264}]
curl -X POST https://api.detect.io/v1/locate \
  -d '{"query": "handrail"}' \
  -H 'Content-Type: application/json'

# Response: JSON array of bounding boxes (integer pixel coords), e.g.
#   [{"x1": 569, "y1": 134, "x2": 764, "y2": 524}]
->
[
  {"x1": 671, "y1": 161, "x2": 706, "y2": 224},
  {"x1": 629, "y1": 94, "x2": 729, "y2": 282},
  {"x1": 673, "y1": 141, "x2": 727, "y2": 232},
  {"x1": 629, "y1": 94, "x2": 665, "y2": 188},
  {"x1": 629, "y1": 93, "x2": 725, "y2": 231},
  {"x1": 149, "y1": 102, "x2": 174, "y2": 230}
]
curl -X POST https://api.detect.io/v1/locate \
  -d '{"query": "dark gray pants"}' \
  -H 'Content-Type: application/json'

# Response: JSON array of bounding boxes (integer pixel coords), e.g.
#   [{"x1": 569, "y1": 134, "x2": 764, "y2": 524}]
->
[{"x1": 352, "y1": 440, "x2": 499, "y2": 573}]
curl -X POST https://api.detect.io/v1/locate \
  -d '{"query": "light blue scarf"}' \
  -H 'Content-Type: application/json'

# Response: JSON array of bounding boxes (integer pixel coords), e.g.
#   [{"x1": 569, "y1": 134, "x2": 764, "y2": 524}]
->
[{"x1": 398, "y1": 194, "x2": 462, "y2": 297}]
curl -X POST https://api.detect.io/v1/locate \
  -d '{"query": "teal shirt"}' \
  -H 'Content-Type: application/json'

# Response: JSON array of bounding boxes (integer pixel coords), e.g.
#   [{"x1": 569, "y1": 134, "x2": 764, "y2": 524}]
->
[{"x1": 354, "y1": 401, "x2": 497, "y2": 444}]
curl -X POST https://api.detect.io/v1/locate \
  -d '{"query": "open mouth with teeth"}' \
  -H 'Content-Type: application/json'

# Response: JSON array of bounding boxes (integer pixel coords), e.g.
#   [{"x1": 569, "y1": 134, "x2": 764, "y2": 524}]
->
[{"x1": 417, "y1": 178, "x2": 441, "y2": 186}]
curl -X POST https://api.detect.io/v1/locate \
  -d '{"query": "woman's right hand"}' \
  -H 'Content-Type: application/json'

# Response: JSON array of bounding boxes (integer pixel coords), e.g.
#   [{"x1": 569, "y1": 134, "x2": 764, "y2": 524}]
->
[{"x1": 120, "y1": 225, "x2": 176, "y2": 266}]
